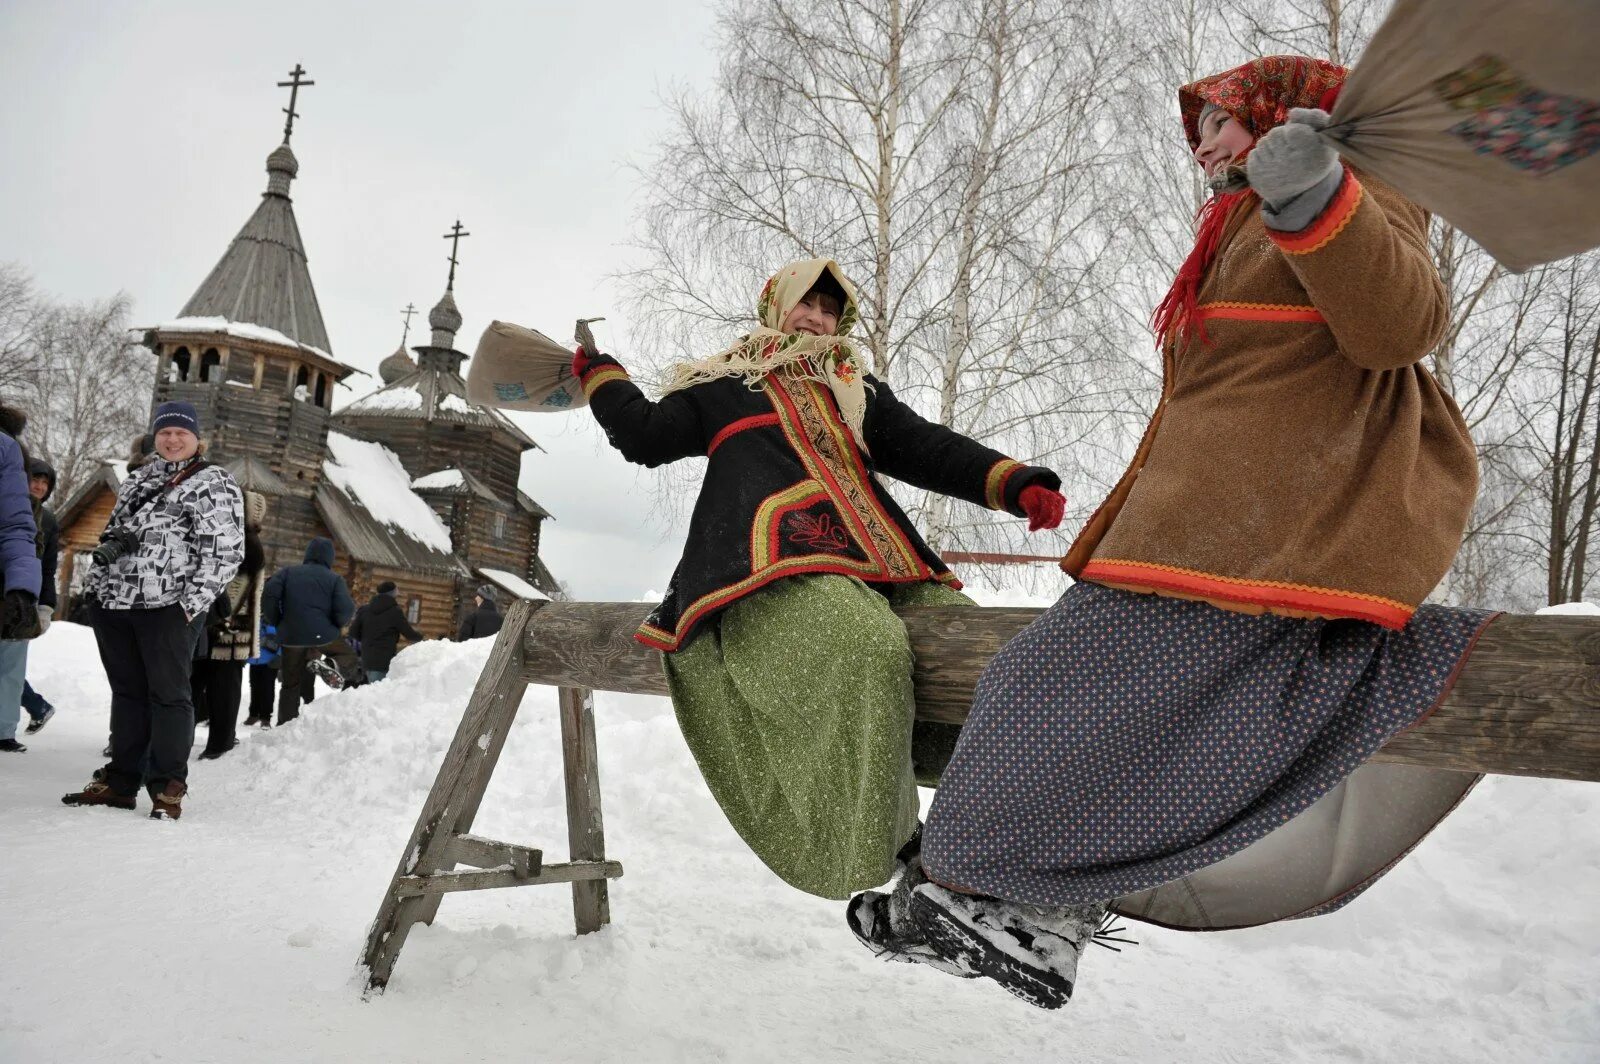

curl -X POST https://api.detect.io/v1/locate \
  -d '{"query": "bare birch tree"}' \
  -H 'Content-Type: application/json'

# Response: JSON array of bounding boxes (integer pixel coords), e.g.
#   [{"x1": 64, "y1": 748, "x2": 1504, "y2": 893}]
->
[
  {"x1": 623, "y1": 0, "x2": 1134, "y2": 553},
  {"x1": 0, "y1": 263, "x2": 40, "y2": 401},
  {"x1": 18, "y1": 293, "x2": 153, "y2": 502}
]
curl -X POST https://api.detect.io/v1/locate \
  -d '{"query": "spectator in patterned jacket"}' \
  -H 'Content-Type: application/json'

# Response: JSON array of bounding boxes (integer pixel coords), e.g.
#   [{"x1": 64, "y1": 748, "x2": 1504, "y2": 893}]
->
[{"x1": 60, "y1": 401, "x2": 245, "y2": 820}]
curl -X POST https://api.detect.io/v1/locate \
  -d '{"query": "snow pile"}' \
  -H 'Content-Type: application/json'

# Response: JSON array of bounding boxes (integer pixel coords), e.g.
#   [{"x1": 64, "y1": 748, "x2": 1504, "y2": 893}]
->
[
  {"x1": 1538, "y1": 601, "x2": 1600, "y2": 616},
  {"x1": 144, "y1": 315, "x2": 337, "y2": 364},
  {"x1": 412, "y1": 468, "x2": 466, "y2": 491},
  {"x1": 323, "y1": 431, "x2": 455, "y2": 552},
  {"x1": 439, "y1": 393, "x2": 476, "y2": 414},
  {"x1": 1, "y1": 616, "x2": 1596, "y2": 1062}
]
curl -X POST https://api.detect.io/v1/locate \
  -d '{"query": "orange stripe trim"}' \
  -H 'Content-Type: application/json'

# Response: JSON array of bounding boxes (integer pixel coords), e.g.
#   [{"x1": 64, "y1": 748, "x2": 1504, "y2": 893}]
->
[
  {"x1": 1196, "y1": 302, "x2": 1325, "y2": 323},
  {"x1": 1079, "y1": 557, "x2": 1414, "y2": 629},
  {"x1": 984, "y1": 459, "x2": 1024, "y2": 511},
  {"x1": 634, "y1": 558, "x2": 932, "y2": 651},
  {"x1": 1269, "y1": 171, "x2": 1364, "y2": 256},
  {"x1": 580, "y1": 367, "x2": 629, "y2": 398},
  {"x1": 707, "y1": 414, "x2": 781, "y2": 456}
]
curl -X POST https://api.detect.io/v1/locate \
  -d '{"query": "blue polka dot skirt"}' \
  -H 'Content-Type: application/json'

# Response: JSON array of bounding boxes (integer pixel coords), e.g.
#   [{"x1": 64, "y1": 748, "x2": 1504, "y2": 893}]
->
[{"x1": 922, "y1": 581, "x2": 1496, "y2": 909}]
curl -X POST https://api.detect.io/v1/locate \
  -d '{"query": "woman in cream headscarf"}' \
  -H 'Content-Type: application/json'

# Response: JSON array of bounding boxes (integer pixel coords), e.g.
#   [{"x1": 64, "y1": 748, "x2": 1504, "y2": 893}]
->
[{"x1": 573, "y1": 258, "x2": 1064, "y2": 928}]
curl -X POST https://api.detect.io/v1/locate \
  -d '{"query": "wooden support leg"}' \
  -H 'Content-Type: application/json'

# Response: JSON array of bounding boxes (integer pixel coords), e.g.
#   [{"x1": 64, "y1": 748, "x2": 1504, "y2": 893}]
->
[
  {"x1": 359, "y1": 600, "x2": 536, "y2": 991},
  {"x1": 414, "y1": 649, "x2": 536, "y2": 928},
  {"x1": 559, "y1": 685, "x2": 610, "y2": 935}
]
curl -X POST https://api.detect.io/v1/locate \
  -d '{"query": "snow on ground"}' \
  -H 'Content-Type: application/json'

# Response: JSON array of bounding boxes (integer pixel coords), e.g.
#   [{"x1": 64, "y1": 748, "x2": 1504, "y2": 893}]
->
[{"x1": 2, "y1": 606, "x2": 1597, "y2": 1063}]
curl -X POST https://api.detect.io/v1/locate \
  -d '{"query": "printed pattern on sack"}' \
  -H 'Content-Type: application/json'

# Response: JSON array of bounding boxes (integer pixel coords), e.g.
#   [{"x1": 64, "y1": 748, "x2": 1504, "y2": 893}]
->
[{"x1": 1433, "y1": 55, "x2": 1600, "y2": 176}]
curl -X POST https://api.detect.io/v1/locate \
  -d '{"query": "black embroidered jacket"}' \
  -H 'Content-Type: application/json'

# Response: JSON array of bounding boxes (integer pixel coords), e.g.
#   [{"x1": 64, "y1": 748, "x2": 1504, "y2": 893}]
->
[{"x1": 581, "y1": 355, "x2": 1058, "y2": 652}]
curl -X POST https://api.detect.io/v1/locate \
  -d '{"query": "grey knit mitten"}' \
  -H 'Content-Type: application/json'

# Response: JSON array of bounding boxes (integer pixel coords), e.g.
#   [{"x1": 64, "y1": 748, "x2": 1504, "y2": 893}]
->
[{"x1": 1247, "y1": 108, "x2": 1343, "y2": 230}]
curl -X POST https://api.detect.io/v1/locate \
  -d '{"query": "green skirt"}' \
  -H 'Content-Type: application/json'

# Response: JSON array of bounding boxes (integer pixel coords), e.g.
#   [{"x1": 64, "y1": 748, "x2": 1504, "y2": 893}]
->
[{"x1": 663, "y1": 573, "x2": 973, "y2": 899}]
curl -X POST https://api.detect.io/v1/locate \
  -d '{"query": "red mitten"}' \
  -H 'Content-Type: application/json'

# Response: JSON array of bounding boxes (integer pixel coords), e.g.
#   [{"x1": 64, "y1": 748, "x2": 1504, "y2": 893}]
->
[
  {"x1": 1019, "y1": 484, "x2": 1066, "y2": 532},
  {"x1": 571, "y1": 346, "x2": 593, "y2": 379}
]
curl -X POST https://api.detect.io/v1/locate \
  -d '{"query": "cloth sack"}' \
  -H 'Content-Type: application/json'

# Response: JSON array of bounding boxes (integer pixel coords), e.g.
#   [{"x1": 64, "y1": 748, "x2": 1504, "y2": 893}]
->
[
  {"x1": 465, "y1": 320, "x2": 588, "y2": 412},
  {"x1": 1325, "y1": 0, "x2": 1600, "y2": 270}
]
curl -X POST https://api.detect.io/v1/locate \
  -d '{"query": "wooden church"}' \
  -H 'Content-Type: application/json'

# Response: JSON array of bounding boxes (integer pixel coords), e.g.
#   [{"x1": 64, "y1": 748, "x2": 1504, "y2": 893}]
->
[{"x1": 54, "y1": 67, "x2": 559, "y2": 636}]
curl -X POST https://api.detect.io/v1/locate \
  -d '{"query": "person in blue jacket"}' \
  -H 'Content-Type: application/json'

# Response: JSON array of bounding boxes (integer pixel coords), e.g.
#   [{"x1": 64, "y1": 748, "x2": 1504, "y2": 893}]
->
[
  {"x1": 0, "y1": 402, "x2": 43, "y2": 753},
  {"x1": 243, "y1": 623, "x2": 280, "y2": 728},
  {"x1": 261, "y1": 537, "x2": 356, "y2": 724}
]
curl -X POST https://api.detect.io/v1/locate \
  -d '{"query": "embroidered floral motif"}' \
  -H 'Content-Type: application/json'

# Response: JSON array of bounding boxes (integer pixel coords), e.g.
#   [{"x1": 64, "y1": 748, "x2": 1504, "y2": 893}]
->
[
  {"x1": 494, "y1": 381, "x2": 531, "y2": 401},
  {"x1": 786, "y1": 510, "x2": 849, "y2": 551},
  {"x1": 1434, "y1": 55, "x2": 1600, "y2": 176},
  {"x1": 831, "y1": 349, "x2": 858, "y2": 385}
]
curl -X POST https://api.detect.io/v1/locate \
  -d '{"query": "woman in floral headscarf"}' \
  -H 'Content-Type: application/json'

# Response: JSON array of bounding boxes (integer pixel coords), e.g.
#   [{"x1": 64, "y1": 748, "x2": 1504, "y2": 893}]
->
[
  {"x1": 863, "y1": 57, "x2": 1501, "y2": 1011},
  {"x1": 572, "y1": 259, "x2": 1065, "y2": 908}
]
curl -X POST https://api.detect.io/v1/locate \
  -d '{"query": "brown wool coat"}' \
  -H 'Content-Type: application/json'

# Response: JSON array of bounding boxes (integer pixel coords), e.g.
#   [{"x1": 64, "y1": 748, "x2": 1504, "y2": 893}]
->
[{"x1": 1064, "y1": 169, "x2": 1477, "y2": 628}]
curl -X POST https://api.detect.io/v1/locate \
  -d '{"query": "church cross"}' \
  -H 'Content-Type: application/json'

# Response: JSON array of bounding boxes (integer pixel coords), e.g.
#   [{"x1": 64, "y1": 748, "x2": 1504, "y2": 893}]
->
[
  {"x1": 277, "y1": 63, "x2": 315, "y2": 143},
  {"x1": 442, "y1": 219, "x2": 471, "y2": 290},
  {"x1": 400, "y1": 302, "x2": 417, "y2": 346}
]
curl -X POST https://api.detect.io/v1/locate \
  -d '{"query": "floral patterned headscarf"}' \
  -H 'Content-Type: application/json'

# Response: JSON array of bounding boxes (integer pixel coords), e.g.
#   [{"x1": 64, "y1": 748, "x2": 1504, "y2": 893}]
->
[
  {"x1": 662, "y1": 258, "x2": 873, "y2": 449},
  {"x1": 1153, "y1": 56, "x2": 1348, "y2": 347}
]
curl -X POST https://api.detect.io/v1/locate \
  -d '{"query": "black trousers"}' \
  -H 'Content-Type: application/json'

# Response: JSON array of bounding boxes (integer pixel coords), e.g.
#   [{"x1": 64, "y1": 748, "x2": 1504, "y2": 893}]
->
[
  {"x1": 277, "y1": 640, "x2": 359, "y2": 724},
  {"x1": 91, "y1": 603, "x2": 204, "y2": 797},
  {"x1": 247, "y1": 663, "x2": 277, "y2": 722},
  {"x1": 194, "y1": 659, "x2": 245, "y2": 753}
]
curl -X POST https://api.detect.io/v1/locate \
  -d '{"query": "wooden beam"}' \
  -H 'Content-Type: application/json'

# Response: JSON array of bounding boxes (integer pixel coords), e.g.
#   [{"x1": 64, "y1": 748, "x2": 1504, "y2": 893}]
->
[
  {"x1": 394, "y1": 861, "x2": 624, "y2": 898},
  {"x1": 521, "y1": 602, "x2": 1600, "y2": 783},
  {"x1": 444, "y1": 834, "x2": 543, "y2": 878}
]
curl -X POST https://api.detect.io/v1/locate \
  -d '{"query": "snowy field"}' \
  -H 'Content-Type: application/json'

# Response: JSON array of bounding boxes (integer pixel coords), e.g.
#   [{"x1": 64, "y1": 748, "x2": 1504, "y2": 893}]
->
[{"x1": 2, "y1": 599, "x2": 1597, "y2": 1063}]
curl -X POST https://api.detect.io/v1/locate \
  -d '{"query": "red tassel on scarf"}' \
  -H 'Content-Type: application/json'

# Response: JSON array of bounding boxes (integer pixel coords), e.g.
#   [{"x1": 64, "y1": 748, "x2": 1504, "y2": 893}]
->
[{"x1": 1151, "y1": 189, "x2": 1253, "y2": 348}]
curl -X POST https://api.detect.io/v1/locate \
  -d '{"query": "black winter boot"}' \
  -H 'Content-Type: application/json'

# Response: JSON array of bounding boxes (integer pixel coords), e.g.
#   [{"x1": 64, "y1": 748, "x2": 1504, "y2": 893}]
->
[{"x1": 909, "y1": 885, "x2": 1132, "y2": 1010}]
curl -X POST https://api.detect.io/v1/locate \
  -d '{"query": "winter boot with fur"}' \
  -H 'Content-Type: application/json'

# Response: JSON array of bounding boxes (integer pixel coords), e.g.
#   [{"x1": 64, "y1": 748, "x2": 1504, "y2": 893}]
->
[
  {"x1": 909, "y1": 883, "x2": 1129, "y2": 1010},
  {"x1": 846, "y1": 829, "x2": 980, "y2": 979},
  {"x1": 60, "y1": 769, "x2": 138, "y2": 811},
  {"x1": 148, "y1": 780, "x2": 187, "y2": 821}
]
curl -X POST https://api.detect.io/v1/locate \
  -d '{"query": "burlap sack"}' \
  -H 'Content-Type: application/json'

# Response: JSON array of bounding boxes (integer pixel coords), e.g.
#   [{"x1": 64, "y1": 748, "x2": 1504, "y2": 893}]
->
[
  {"x1": 465, "y1": 320, "x2": 587, "y2": 412},
  {"x1": 1326, "y1": 0, "x2": 1600, "y2": 271}
]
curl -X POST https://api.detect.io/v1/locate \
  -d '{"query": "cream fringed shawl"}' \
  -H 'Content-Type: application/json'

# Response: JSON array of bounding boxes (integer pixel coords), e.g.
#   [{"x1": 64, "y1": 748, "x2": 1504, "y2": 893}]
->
[{"x1": 658, "y1": 258, "x2": 873, "y2": 450}]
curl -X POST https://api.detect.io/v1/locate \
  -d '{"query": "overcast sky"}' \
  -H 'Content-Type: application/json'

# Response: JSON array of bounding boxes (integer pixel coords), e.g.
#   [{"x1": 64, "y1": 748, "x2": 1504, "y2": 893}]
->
[{"x1": 0, "y1": 0, "x2": 729, "y2": 600}]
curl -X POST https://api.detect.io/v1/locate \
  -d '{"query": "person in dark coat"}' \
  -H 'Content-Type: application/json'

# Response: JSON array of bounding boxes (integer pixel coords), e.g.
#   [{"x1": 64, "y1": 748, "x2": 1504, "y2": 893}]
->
[
  {"x1": 261, "y1": 537, "x2": 356, "y2": 724},
  {"x1": 347, "y1": 581, "x2": 423, "y2": 682},
  {"x1": 0, "y1": 403, "x2": 43, "y2": 753},
  {"x1": 196, "y1": 492, "x2": 268, "y2": 756},
  {"x1": 20, "y1": 457, "x2": 59, "y2": 735},
  {"x1": 456, "y1": 585, "x2": 503, "y2": 642}
]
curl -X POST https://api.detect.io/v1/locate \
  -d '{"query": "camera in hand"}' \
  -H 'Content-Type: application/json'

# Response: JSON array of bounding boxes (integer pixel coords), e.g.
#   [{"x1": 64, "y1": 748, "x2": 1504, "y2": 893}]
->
[{"x1": 92, "y1": 527, "x2": 140, "y2": 567}]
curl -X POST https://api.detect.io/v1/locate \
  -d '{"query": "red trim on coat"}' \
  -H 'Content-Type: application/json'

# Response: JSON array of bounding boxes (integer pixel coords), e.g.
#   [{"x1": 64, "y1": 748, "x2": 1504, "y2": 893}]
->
[
  {"x1": 707, "y1": 414, "x2": 782, "y2": 456},
  {"x1": 1269, "y1": 170, "x2": 1364, "y2": 255},
  {"x1": 766, "y1": 377, "x2": 893, "y2": 572},
  {"x1": 799, "y1": 379, "x2": 932, "y2": 580},
  {"x1": 1079, "y1": 558, "x2": 1414, "y2": 629},
  {"x1": 633, "y1": 563, "x2": 953, "y2": 652},
  {"x1": 1195, "y1": 302, "x2": 1326, "y2": 323}
]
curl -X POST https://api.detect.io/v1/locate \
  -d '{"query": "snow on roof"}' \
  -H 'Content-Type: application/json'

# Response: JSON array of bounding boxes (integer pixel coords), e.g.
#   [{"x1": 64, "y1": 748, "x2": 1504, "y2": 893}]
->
[
  {"x1": 412, "y1": 469, "x2": 465, "y2": 491},
  {"x1": 143, "y1": 316, "x2": 338, "y2": 365},
  {"x1": 438, "y1": 393, "x2": 474, "y2": 414},
  {"x1": 345, "y1": 386, "x2": 425, "y2": 413},
  {"x1": 478, "y1": 568, "x2": 549, "y2": 602},
  {"x1": 323, "y1": 431, "x2": 454, "y2": 553},
  {"x1": 109, "y1": 460, "x2": 129, "y2": 485}
]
